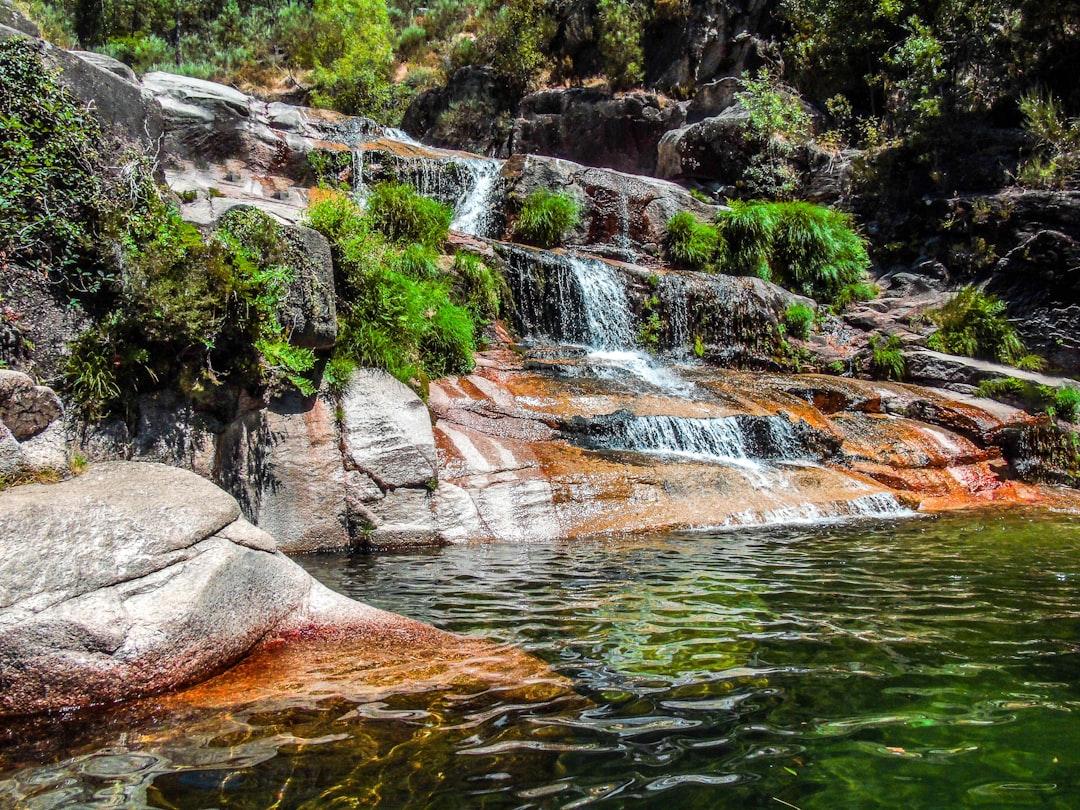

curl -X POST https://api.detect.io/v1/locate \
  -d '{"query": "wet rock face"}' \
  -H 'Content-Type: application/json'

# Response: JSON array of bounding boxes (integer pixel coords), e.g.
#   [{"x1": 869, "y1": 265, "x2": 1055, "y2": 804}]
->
[
  {"x1": 501, "y1": 153, "x2": 716, "y2": 261},
  {"x1": 991, "y1": 419, "x2": 1080, "y2": 488},
  {"x1": 509, "y1": 88, "x2": 686, "y2": 176}
]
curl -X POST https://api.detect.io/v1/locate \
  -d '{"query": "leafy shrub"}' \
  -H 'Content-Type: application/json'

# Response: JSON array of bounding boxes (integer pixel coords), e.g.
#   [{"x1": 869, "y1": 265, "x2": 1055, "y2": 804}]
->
[
  {"x1": 783, "y1": 303, "x2": 815, "y2": 339},
  {"x1": 925, "y1": 286, "x2": 1033, "y2": 367},
  {"x1": 735, "y1": 68, "x2": 812, "y2": 143},
  {"x1": 719, "y1": 200, "x2": 871, "y2": 303},
  {"x1": 1015, "y1": 90, "x2": 1080, "y2": 189},
  {"x1": 365, "y1": 182, "x2": 453, "y2": 248},
  {"x1": 397, "y1": 24, "x2": 428, "y2": 57},
  {"x1": 1053, "y1": 386, "x2": 1080, "y2": 423},
  {"x1": 0, "y1": 38, "x2": 116, "y2": 292},
  {"x1": 395, "y1": 243, "x2": 441, "y2": 279},
  {"x1": 831, "y1": 280, "x2": 879, "y2": 312},
  {"x1": 306, "y1": 192, "x2": 476, "y2": 389},
  {"x1": 869, "y1": 333, "x2": 905, "y2": 380},
  {"x1": 514, "y1": 189, "x2": 582, "y2": 247},
  {"x1": 475, "y1": 0, "x2": 551, "y2": 91},
  {"x1": 597, "y1": 0, "x2": 644, "y2": 91},
  {"x1": 100, "y1": 34, "x2": 172, "y2": 74},
  {"x1": 665, "y1": 212, "x2": 724, "y2": 273},
  {"x1": 451, "y1": 252, "x2": 504, "y2": 322}
]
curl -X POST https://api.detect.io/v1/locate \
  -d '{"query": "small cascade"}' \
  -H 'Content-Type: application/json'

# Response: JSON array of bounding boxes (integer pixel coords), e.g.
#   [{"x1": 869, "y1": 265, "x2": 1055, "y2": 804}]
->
[
  {"x1": 715, "y1": 493, "x2": 916, "y2": 528},
  {"x1": 565, "y1": 255, "x2": 636, "y2": 349},
  {"x1": 350, "y1": 148, "x2": 367, "y2": 201},
  {"x1": 450, "y1": 158, "x2": 502, "y2": 237},
  {"x1": 383, "y1": 127, "x2": 421, "y2": 146},
  {"x1": 573, "y1": 413, "x2": 828, "y2": 468},
  {"x1": 658, "y1": 274, "x2": 690, "y2": 353}
]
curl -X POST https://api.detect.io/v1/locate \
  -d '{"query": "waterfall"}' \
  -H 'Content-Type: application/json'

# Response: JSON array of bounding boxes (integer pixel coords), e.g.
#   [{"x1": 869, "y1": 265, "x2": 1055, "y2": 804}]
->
[
  {"x1": 450, "y1": 158, "x2": 502, "y2": 237},
  {"x1": 579, "y1": 413, "x2": 820, "y2": 468},
  {"x1": 659, "y1": 274, "x2": 690, "y2": 353},
  {"x1": 565, "y1": 255, "x2": 636, "y2": 349}
]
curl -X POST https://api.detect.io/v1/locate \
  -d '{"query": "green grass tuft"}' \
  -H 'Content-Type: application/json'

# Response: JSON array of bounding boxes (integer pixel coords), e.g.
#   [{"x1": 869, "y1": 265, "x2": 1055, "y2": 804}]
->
[{"x1": 513, "y1": 190, "x2": 582, "y2": 248}]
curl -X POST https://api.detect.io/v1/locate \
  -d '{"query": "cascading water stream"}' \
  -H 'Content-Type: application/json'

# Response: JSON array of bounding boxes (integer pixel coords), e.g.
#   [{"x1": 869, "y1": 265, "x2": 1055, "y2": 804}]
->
[
  {"x1": 450, "y1": 158, "x2": 502, "y2": 237},
  {"x1": 563, "y1": 255, "x2": 695, "y2": 395}
]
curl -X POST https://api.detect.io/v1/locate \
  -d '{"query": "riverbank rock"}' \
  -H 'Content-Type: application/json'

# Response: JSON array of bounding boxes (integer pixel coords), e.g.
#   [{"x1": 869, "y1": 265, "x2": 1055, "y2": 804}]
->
[
  {"x1": 0, "y1": 23, "x2": 162, "y2": 155},
  {"x1": 0, "y1": 461, "x2": 472, "y2": 716},
  {"x1": 0, "y1": 371, "x2": 66, "y2": 480},
  {"x1": 509, "y1": 88, "x2": 685, "y2": 176}
]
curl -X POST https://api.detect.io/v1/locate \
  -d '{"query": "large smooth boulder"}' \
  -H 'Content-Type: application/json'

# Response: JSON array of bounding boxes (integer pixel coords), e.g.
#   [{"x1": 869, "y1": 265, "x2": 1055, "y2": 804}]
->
[
  {"x1": 0, "y1": 462, "x2": 401, "y2": 716},
  {"x1": 143, "y1": 71, "x2": 379, "y2": 178}
]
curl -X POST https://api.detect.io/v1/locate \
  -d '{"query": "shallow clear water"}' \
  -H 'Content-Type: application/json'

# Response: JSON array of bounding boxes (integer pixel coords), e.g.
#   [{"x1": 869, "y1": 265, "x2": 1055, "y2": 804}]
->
[{"x1": 3, "y1": 510, "x2": 1080, "y2": 809}]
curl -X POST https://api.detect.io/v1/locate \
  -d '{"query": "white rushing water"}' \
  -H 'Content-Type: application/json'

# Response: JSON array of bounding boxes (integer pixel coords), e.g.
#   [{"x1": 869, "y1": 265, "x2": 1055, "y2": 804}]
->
[
  {"x1": 591, "y1": 414, "x2": 815, "y2": 470},
  {"x1": 713, "y1": 493, "x2": 917, "y2": 529},
  {"x1": 450, "y1": 158, "x2": 502, "y2": 237},
  {"x1": 562, "y1": 255, "x2": 698, "y2": 395}
]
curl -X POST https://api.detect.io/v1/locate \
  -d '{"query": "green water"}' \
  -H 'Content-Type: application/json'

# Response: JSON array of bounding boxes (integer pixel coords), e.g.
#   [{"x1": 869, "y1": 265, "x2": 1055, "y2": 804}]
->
[{"x1": 2, "y1": 511, "x2": 1080, "y2": 808}]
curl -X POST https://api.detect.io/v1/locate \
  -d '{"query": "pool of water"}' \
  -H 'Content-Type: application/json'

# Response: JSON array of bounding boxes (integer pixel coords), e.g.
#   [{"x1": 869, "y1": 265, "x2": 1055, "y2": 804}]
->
[{"x1": 3, "y1": 510, "x2": 1079, "y2": 809}]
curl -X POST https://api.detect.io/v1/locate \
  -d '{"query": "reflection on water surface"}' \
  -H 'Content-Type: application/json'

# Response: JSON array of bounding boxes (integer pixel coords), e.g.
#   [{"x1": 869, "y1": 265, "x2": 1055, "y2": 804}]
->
[{"x1": 2, "y1": 510, "x2": 1079, "y2": 809}]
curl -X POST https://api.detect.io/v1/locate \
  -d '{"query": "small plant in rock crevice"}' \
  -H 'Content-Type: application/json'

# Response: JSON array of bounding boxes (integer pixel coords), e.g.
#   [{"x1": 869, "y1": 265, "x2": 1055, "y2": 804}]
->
[
  {"x1": 926, "y1": 286, "x2": 1042, "y2": 369},
  {"x1": 513, "y1": 189, "x2": 582, "y2": 248},
  {"x1": 783, "y1": 303, "x2": 815, "y2": 339},
  {"x1": 869, "y1": 333, "x2": 905, "y2": 381}
]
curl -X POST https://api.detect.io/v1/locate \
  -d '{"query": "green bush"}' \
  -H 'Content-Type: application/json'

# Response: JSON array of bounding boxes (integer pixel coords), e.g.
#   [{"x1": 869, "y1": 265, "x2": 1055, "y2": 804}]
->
[
  {"x1": 926, "y1": 286, "x2": 1034, "y2": 367},
  {"x1": 735, "y1": 68, "x2": 812, "y2": 143},
  {"x1": 451, "y1": 252, "x2": 504, "y2": 322},
  {"x1": 1053, "y1": 386, "x2": 1080, "y2": 423},
  {"x1": 397, "y1": 24, "x2": 428, "y2": 57},
  {"x1": 306, "y1": 192, "x2": 477, "y2": 390},
  {"x1": 831, "y1": 280, "x2": 878, "y2": 312},
  {"x1": 0, "y1": 38, "x2": 116, "y2": 293},
  {"x1": 513, "y1": 189, "x2": 582, "y2": 247},
  {"x1": 977, "y1": 378, "x2": 1080, "y2": 423},
  {"x1": 1016, "y1": 90, "x2": 1080, "y2": 189},
  {"x1": 365, "y1": 181, "x2": 453, "y2": 248},
  {"x1": 783, "y1": 303, "x2": 816, "y2": 339},
  {"x1": 597, "y1": 0, "x2": 644, "y2": 91},
  {"x1": 869, "y1": 333, "x2": 905, "y2": 380},
  {"x1": 665, "y1": 212, "x2": 724, "y2": 273},
  {"x1": 394, "y1": 243, "x2": 441, "y2": 278},
  {"x1": 719, "y1": 200, "x2": 871, "y2": 303}
]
